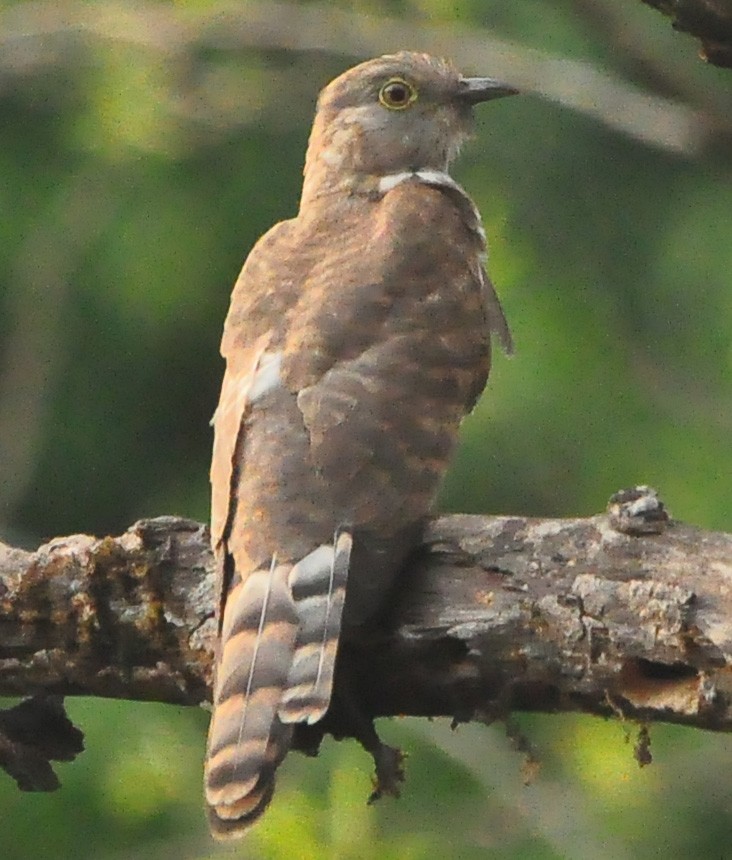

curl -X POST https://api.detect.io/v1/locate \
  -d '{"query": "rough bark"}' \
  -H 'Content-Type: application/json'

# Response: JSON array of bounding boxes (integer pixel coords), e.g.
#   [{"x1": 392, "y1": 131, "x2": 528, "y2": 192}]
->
[{"x1": 1, "y1": 488, "x2": 732, "y2": 791}]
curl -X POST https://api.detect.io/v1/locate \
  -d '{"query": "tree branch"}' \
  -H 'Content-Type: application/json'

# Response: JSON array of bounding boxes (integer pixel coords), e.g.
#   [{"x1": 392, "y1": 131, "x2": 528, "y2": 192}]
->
[
  {"x1": 642, "y1": 0, "x2": 732, "y2": 68},
  {"x1": 1, "y1": 0, "x2": 728, "y2": 155},
  {"x1": 2, "y1": 488, "x2": 732, "y2": 788},
  {"x1": 3, "y1": 487, "x2": 732, "y2": 722}
]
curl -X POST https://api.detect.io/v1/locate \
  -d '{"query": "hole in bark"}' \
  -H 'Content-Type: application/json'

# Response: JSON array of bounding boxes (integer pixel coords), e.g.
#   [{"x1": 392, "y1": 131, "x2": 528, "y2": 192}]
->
[
  {"x1": 618, "y1": 659, "x2": 702, "y2": 714},
  {"x1": 634, "y1": 659, "x2": 698, "y2": 681}
]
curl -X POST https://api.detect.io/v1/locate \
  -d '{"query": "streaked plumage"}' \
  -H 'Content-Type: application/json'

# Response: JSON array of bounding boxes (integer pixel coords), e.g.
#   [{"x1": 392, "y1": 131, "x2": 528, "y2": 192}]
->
[{"x1": 205, "y1": 51, "x2": 516, "y2": 838}]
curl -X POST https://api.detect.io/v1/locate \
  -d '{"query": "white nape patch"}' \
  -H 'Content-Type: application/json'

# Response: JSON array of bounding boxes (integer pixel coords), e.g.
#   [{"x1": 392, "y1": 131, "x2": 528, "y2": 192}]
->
[
  {"x1": 378, "y1": 169, "x2": 459, "y2": 195},
  {"x1": 378, "y1": 171, "x2": 415, "y2": 193},
  {"x1": 414, "y1": 169, "x2": 462, "y2": 193},
  {"x1": 248, "y1": 350, "x2": 283, "y2": 402},
  {"x1": 377, "y1": 170, "x2": 486, "y2": 243},
  {"x1": 417, "y1": 171, "x2": 486, "y2": 243}
]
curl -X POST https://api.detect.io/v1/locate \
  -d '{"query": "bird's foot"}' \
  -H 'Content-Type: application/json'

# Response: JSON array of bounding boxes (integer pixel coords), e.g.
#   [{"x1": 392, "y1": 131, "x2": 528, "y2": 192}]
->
[{"x1": 367, "y1": 741, "x2": 405, "y2": 804}]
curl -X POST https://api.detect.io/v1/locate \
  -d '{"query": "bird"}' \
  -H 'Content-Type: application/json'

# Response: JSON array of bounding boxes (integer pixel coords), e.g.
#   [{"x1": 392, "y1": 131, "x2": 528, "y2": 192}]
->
[{"x1": 204, "y1": 50, "x2": 516, "y2": 839}]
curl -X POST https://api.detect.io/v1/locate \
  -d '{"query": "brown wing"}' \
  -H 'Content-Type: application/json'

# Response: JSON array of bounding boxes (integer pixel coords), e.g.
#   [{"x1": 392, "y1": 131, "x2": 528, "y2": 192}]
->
[
  {"x1": 210, "y1": 219, "x2": 298, "y2": 591},
  {"x1": 210, "y1": 332, "x2": 271, "y2": 554},
  {"x1": 206, "y1": 221, "x2": 306, "y2": 837},
  {"x1": 282, "y1": 180, "x2": 493, "y2": 528},
  {"x1": 480, "y1": 266, "x2": 513, "y2": 357},
  {"x1": 274, "y1": 180, "x2": 495, "y2": 622}
]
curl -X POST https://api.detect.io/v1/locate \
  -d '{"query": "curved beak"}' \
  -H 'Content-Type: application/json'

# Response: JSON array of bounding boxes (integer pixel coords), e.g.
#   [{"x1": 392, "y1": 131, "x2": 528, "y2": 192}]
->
[{"x1": 458, "y1": 76, "x2": 519, "y2": 104}]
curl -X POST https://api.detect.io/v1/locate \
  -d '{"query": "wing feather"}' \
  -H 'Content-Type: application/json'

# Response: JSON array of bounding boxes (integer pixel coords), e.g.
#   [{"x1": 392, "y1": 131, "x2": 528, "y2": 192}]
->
[{"x1": 210, "y1": 331, "x2": 272, "y2": 552}]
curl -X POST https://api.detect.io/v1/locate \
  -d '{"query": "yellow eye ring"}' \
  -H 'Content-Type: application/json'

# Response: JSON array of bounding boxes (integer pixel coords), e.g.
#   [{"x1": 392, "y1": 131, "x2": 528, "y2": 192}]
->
[{"x1": 378, "y1": 78, "x2": 417, "y2": 110}]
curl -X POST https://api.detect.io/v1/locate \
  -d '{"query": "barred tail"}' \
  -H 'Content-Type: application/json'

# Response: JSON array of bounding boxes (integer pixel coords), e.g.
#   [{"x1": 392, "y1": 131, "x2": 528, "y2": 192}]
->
[
  {"x1": 206, "y1": 720, "x2": 290, "y2": 840},
  {"x1": 204, "y1": 560, "x2": 298, "y2": 838},
  {"x1": 204, "y1": 531, "x2": 352, "y2": 838},
  {"x1": 279, "y1": 530, "x2": 352, "y2": 723}
]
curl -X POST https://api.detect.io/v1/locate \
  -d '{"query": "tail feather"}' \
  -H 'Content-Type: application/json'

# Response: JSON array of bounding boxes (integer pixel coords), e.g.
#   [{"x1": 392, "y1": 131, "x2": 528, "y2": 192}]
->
[
  {"x1": 204, "y1": 561, "x2": 298, "y2": 823},
  {"x1": 207, "y1": 719, "x2": 289, "y2": 840},
  {"x1": 280, "y1": 530, "x2": 352, "y2": 724},
  {"x1": 204, "y1": 530, "x2": 352, "y2": 837}
]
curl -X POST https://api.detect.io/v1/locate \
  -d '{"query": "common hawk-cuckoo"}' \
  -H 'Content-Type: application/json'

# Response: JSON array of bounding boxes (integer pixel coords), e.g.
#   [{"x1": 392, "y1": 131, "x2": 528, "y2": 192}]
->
[{"x1": 205, "y1": 51, "x2": 516, "y2": 838}]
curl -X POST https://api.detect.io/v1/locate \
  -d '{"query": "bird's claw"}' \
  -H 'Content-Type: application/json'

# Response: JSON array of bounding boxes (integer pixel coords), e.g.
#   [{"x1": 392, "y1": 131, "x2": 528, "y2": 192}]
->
[{"x1": 367, "y1": 743, "x2": 405, "y2": 804}]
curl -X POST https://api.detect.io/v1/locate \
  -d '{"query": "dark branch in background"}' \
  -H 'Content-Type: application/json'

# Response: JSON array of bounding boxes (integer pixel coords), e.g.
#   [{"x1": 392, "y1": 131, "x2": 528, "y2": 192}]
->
[
  {"x1": 1, "y1": 487, "x2": 732, "y2": 794},
  {"x1": 642, "y1": 0, "x2": 732, "y2": 67},
  {"x1": 0, "y1": 1, "x2": 730, "y2": 155}
]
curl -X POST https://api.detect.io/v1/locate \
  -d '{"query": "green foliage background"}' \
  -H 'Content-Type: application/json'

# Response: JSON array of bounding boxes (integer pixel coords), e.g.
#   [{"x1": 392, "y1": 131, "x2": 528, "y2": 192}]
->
[{"x1": 1, "y1": 1, "x2": 731, "y2": 857}]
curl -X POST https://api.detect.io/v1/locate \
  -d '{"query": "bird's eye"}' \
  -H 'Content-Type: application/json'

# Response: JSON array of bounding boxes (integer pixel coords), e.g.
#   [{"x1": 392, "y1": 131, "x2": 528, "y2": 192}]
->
[{"x1": 378, "y1": 78, "x2": 417, "y2": 110}]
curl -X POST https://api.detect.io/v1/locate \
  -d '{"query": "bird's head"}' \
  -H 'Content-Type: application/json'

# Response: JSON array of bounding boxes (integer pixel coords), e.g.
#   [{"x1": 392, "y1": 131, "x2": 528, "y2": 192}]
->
[{"x1": 301, "y1": 52, "x2": 517, "y2": 204}]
